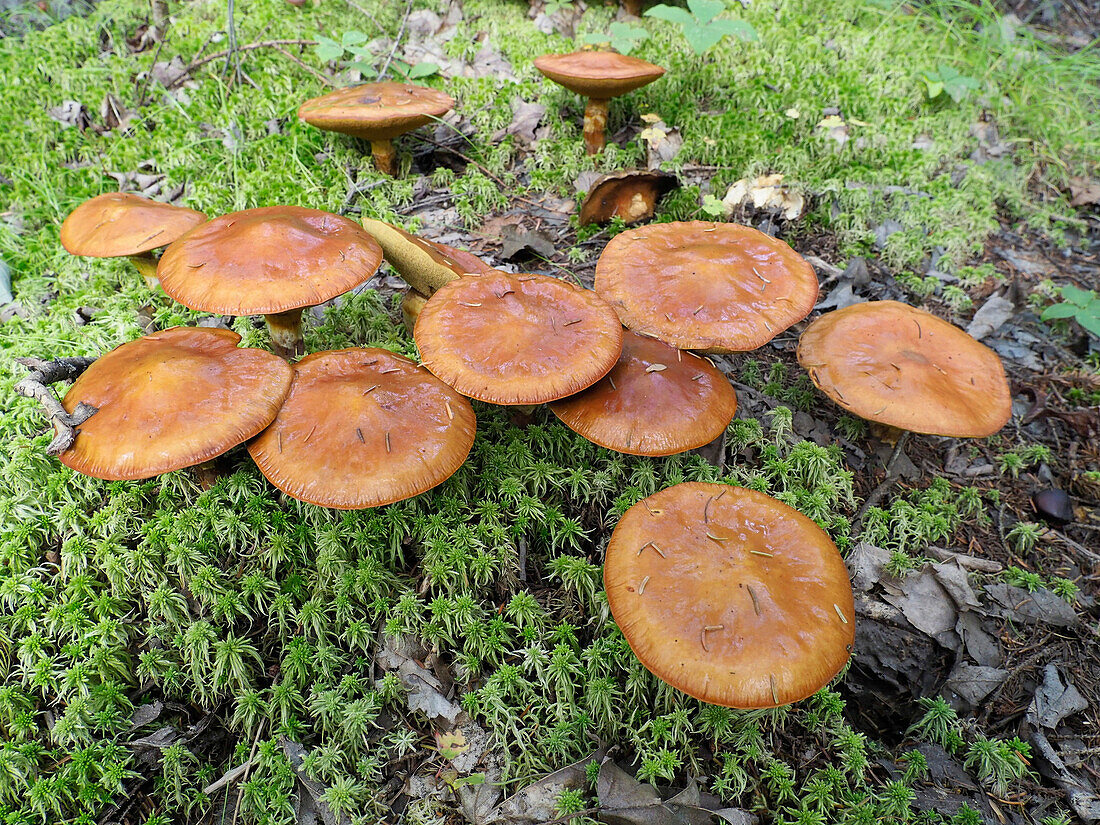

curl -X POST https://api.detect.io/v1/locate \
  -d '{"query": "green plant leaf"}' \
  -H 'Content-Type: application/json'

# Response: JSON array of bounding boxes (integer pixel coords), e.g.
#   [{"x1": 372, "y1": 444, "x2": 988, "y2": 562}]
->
[
  {"x1": 1077, "y1": 311, "x2": 1100, "y2": 338},
  {"x1": 349, "y1": 60, "x2": 377, "y2": 77},
  {"x1": 644, "y1": 5, "x2": 695, "y2": 26},
  {"x1": 709, "y1": 18, "x2": 758, "y2": 41},
  {"x1": 687, "y1": 0, "x2": 725, "y2": 23},
  {"x1": 1040, "y1": 303, "x2": 1080, "y2": 320},
  {"x1": 314, "y1": 37, "x2": 344, "y2": 63},
  {"x1": 922, "y1": 76, "x2": 944, "y2": 99},
  {"x1": 701, "y1": 194, "x2": 726, "y2": 217},
  {"x1": 683, "y1": 26, "x2": 726, "y2": 55},
  {"x1": 406, "y1": 61, "x2": 440, "y2": 79},
  {"x1": 1060, "y1": 284, "x2": 1094, "y2": 306},
  {"x1": 342, "y1": 30, "x2": 369, "y2": 46}
]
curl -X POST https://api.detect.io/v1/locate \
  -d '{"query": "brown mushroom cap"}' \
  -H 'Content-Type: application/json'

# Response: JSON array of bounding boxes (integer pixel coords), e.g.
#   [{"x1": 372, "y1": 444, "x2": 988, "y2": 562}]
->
[
  {"x1": 796, "y1": 300, "x2": 1012, "y2": 438},
  {"x1": 58, "y1": 327, "x2": 293, "y2": 480},
  {"x1": 247, "y1": 348, "x2": 476, "y2": 509},
  {"x1": 594, "y1": 221, "x2": 819, "y2": 353},
  {"x1": 60, "y1": 193, "x2": 207, "y2": 258},
  {"x1": 157, "y1": 206, "x2": 383, "y2": 316},
  {"x1": 605, "y1": 482, "x2": 855, "y2": 708},
  {"x1": 414, "y1": 271, "x2": 623, "y2": 405},
  {"x1": 549, "y1": 331, "x2": 737, "y2": 455},
  {"x1": 579, "y1": 170, "x2": 680, "y2": 227},
  {"x1": 298, "y1": 81, "x2": 455, "y2": 141},
  {"x1": 534, "y1": 51, "x2": 665, "y2": 99}
]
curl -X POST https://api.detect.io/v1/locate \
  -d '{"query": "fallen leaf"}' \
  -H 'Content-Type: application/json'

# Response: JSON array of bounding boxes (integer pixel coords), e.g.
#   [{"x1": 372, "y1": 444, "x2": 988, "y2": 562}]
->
[
  {"x1": 944, "y1": 664, "x2": 1008, "y2": 708},
  {"x1": 597, "y1": 757, "x2": 756, "y2": 825},
  {"x1": 1068, "y1": 177, "x2": 1100, "y2": 207},
  {"x1": 983, "y1": 583, "x2": 1079, "y2": 627},
  {"x1": 47, "y1": 100, "x2": 92, "y2": 130},
  {"x1": 0, "y1": 259, "x2": 12, "y2": 305},
  {"x1": 721, "y1": 174, "x2": 804, "y2": 221},
  {"x1": 500, "y1": 225, "x2": 556, "y2": 260},
  {"x1": 816, "y1": 114, "x2": 848, "y2": 146},
  {"x1": 489, "y1": 749, "x2": 605, "y2": 823},
  {"x1": 377, "y1": 637, "x2": 462, "y2": 724},
  {"x1": 435, "y1": 729, "x2": 469, "y2": 761},
  {"x1": 965, "y1": 293, "x2": 1014, "y2": 341},
  {"x1": 1029, "y1": 664, "x2": 1088, "y2": 729}
]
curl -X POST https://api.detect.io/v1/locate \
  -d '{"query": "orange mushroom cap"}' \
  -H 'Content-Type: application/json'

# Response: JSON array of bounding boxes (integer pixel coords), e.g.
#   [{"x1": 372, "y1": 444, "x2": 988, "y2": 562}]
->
[
  {"x1": 298, "y1": 81, "x2": 455, "y2": 141},
  {"x1": 156, "y1": 206, "x2": 383, "y2": 316},
  {"x1": 595, "y1": 221, "x2": 819, "y2": 353},
  {"x1": 60, "y1": 193, "x2": 206, "y2": 258},
  {"x1": 796, "y1": 300, "x2": 1012, "y2": 438},
  {"x1": 534, "y1": 51, "x2": 665, "y2": 99},
  {"x1": 605, "y1": 482, "x2": 855, "y2": 708},
  {"x1": 58, "y1": 327, "x2": 293, "y2": 480},
  {"x1": 248, "y1": 348, "x2": 476, "y2": 509},
  {"x1": 549, "y1": 331, "x2": 737, "y2": 455},
  {"x1": 414, "y1": 271, "x2": 623, "y2": 405}
]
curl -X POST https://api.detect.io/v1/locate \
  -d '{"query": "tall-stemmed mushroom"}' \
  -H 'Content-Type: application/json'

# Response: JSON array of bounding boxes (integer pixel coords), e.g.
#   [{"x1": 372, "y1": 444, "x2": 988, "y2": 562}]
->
[
  {"x1": 60, "y1": 193, "x2": 207, "y2": 288},
  {"x1": 298, "y1": 81, "x2": 456, "y2": 175},
  {"x1": 156, "y1": 206, "x2": 383, "y2": 359},
  {"x1": 534, "y1": 51, "x2": 665, "y2": 155}
]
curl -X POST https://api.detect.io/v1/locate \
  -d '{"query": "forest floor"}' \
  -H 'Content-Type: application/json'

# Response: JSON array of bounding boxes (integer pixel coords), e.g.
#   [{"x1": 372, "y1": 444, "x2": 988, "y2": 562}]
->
[{"x1": 0, "y1": 0, "x2": 1099, "y2": 824}]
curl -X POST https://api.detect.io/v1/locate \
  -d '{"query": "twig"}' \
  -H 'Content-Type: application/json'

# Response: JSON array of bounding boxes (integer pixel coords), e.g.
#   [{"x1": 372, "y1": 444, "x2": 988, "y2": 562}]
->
[
  {"x1": 13, "y1": 357, "x2": 98, "y2": 455},
  {"x1": 376, "y1": 0, "x2": 413, "y2": 80},
  {"x1": 224, "y1": 0, "x2": 238, "y2": 78},
  {"x1": 343, "y1": 0, "x2": 387, "y2": 35},
  {"x1": 855, "y1": 430, "x2": 912, "y2": 526},
  {"x1": 172, "y1": 39, "x2": 318, "y2": 86},
  {"x1": 410, "y1": 134, "x2": 547, "y2": 211},
  {"x1": 272, "y1": 45, "x2": 337, "y2": 87},
  {"x1": 230, "y1": 722, "x2": 266, "y2": 825}
]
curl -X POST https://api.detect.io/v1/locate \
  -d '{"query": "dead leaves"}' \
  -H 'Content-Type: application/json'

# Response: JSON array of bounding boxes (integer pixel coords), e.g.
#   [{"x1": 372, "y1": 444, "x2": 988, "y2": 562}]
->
[{"x1": 720, "y1": 174, "x2": 804, "y2": 222}]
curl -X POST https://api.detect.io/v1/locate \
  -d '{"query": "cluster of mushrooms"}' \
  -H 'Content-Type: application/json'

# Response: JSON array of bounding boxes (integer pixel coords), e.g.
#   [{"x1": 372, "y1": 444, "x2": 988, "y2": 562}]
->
[{"x1": 45, "y1": 50, "x2": 1012, "y2": 709}]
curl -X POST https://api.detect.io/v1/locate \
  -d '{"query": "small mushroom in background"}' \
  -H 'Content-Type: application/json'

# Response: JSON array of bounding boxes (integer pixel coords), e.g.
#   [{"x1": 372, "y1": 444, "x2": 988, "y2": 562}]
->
[
  {"x1": 549, "y1": 330, "x2": 737, "y2": 455},
  {"x1": 298, "y1": 81, "x2": 455, "y2": 176},
  {"x1": 60, "y1": 192, "x2": 207, "y2": 288},
  {"x1": 605, "y1": 482, "x2": 856, "y2": 708},
  {"x1": 594, "y1": 221, "x2": 819, "y2": 352},
  {"x1": 797, "y1": 300, "x2": 1013, "y2": 509},
  {"x1": 578, "y1": 169, "x2": 680, "y2": 226},
  {"x1": 414, "y1": 270, "x2": 623, "y2": 406},
  {"x1": 248, "y1": 348, "x2": 476, "y2": 509},
  {"x1": 157, "y1": 206, "x2": 383, "y2": 359},
  {"x1": 361, "y1": 218, "x2": 494, "y2": 297},
  {"x1": 1032, "y1": 488, "x2": 1074, "y2": 526},
  {"x1": 534, "y1": 51, "x2": 665, "y2": 155},
  {"x1": 56, "y1": 327, "x2": 292, "y2": 480}
]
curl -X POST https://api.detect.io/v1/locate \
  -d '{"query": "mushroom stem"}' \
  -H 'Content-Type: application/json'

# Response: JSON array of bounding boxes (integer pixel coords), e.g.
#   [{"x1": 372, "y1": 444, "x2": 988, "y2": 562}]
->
[
  {"x1": 129, "y1": 253, "x2": 161, "y2": 289},
  {"x1": 371, "y1": 139, "x2": 397, "y2": 175},
  {"x1": 401, "y1": 290, "x2": 430, "y2": 336},
  {"x1": 265, "y1": 309, "x2": 306, "y2": 360},
  {"x1": 583, "y1": 98, "x2": 610, "y2": 155},
  {"x1": 621, "y1": 0, "x2": 642, "y2": 15},
  {"x1": 192, "y1": 459, "x2": 221, "y2": 490}
]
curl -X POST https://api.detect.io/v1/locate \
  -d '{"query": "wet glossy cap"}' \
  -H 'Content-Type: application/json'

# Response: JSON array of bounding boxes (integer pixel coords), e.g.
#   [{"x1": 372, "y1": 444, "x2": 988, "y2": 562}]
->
[
  {"x1": 605, "y1": 482, "x2": 855, "y2": 708},
  {"x1": 362, "y1": 218, "x2": 493, "y2": 296},
  {"x1": 59, "y1": 327, "x2": 292, "y2": 480},
  {"x1": 595, "y1": 221, "x2": 819, "y2": 353},
  {"x1": 248, "y1": 348, "x2": 476, "y2": 508},
  {"x1": 796, "y1": 300, "x2": 1012, "y2": 437},
  {"x1": 298, "y1": 81, "x2": 455, "y2": 141},
  {"x1": 534, "y1": 51, "x2": 665, "y2": 99},
  {"x1": 414, "y1": 271, "x2": 623, "y2": 405},
  {"x1": 550, "y1": 331, "x2": 737, "y2": 455},
  {"x1": 60, "y1": 193, "x2": 207, "y2": 258},
  {"x1": 157, "y1": 206, "x2": 383, "y2": 316}
]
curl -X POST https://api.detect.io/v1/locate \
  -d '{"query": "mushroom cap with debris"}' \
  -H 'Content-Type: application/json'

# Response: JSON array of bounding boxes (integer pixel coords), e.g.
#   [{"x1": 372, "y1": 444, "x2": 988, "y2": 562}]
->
[
  {"x1": 60, "y1": 192, "x2": 207, "y2": 258},
  {"x1": 156, "y1": 206, "x2": 383, "y2": 316},
  {"x1": 605, "y1": 482, "x2": 855, "y2": 708},
  {"x1": 414, "y1": 270, "x2": 623, "y2": 405},
  {"x1": 298, "y1": 81, "x2": 456, "y2": 141},
  {"x1": 534, "y1": 51, "x2": 665, "y2": 99},
  {"x1": 595, "y1": 221, "x2": 819, "y2": 353},
  {"x1": 248, "y1": 348, "x2": 476, "y2": 509},
  {"x1": 796, "y1": 300, "x2": 1012, "y2": 438},
  {"x1": 59, "y1": 327, "x2": 292, "y2": 480},
  {"x1": 549, "y1": 330, "x2": 736, "y2": 455}
]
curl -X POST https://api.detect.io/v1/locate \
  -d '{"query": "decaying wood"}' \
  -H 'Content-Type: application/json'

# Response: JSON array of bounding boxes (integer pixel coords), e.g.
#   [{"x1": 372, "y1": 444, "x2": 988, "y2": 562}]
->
[{"x1": 14, "y1": 357, "x2": 98, "y2": 455}]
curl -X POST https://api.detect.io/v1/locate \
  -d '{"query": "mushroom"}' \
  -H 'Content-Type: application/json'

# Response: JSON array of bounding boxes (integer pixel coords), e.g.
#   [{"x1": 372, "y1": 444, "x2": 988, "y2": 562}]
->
[
  {"x1": 549, "y1": 330, "x2": 737, "y2": 455},
  {"x1": 156, "y1": 206, "x2": 383, "y2": 359},
  {"x1": 56, "y1": 327, "x2": 292, "y2": 480},
  {"x1": 248, "y1": 348, "x2": 476, "y2": 508},
  {"x1": 796, "y1": 300, "x2": 1012, "y2": 512},
  {"x1": 594, "y1": 221, "x2": 819, "y2": 353},
  {"x1": 361, "y1": 218, "x2": 494, "y2": 297},
  {"x1": 534, "y1": 51, "x2": 665, "y2": 155},
  {"x1": 414, "y1": 270, "x2": 623, "y2": 405},
  {"x1": 578, "y1": 170, "x2": 680, "y2": 226},
  {"x1": 604, "y1": 482, "x2": 855, "y2": 708},
  {"x1": 60, "y1": 193, "x2": 207, "y2": 288},
  {"x1": 298, "y1": 81, "x2": 456, "y2": 176}
]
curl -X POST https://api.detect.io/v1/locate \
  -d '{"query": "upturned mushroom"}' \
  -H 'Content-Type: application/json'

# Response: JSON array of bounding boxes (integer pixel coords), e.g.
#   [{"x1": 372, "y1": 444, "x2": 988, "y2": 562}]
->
[
  {"x1": 549, "y1": 330, "x2": 737, "y2": 455},
  {"x1": 60, "y1": 193, "x2": 207, "y2": 288},
  {"x1": 298, "y1": 81, "x2": 456, "y2": 175},
  {"x1": 56, "y1": 327, "x2": 292, "y2": 480},
  {"x1": 605, "y1": 482, "x2": 855, "y2": 708},
  {"x1": 248, "y1": 348, "x2": 476, "y2": 508},
  {"x1": 156, "y1": 206, "x2": 383, "y2": 359},
  {"x1": 534, "y1": 51, "x2": 665, "y2": 154},
  {"x1": 578, "y1": 170, "x2": 680, "y2": 226},
  {"x1": 595, "y1": 221, "x2": 819, "y2": 352},
  {"x1": 414, "y1": 270, "x2": 623, "y2": 405}
]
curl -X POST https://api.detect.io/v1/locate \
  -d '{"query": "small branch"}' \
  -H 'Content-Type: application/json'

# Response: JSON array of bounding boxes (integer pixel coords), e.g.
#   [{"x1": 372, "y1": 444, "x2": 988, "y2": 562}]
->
[
  {"x1": 272, "y1": 45, "x2": 337, "y2": 87},
  {"x1": 855, "y1": 430, "x2": 912, "y2": 527},
  {"x1": 410, "y1": 134, "x2": 546, "y2": 211},
  {"x1": 14, "y1": 357, "x2": 99, "y2": 455},
  {"x1": 172, "y1": 39, "x2": 318, "y2": 87},
  {"x1": 377, "y1": 0, "x2": 413, "y2": 81}
]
